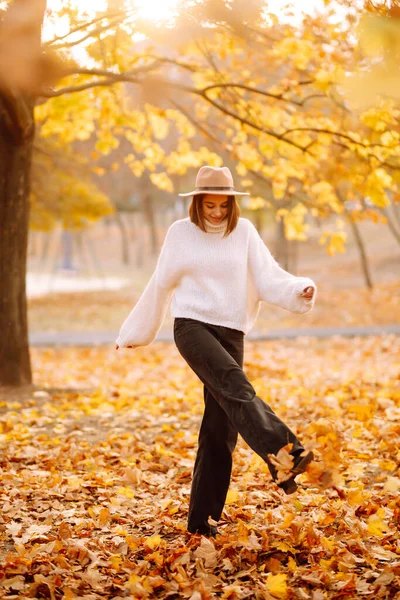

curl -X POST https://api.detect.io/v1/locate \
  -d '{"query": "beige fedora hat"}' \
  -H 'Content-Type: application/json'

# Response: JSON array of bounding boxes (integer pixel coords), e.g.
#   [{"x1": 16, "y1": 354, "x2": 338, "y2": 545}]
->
[{"x1": 178, "y1": 165, "x2": 250, "y2": 197}]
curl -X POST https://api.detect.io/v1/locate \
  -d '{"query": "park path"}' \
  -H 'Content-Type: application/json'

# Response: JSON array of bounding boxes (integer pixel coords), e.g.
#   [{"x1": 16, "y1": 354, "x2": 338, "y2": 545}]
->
[{"x1": 29, "y1": 324, "x2": 400, "y2": 346}]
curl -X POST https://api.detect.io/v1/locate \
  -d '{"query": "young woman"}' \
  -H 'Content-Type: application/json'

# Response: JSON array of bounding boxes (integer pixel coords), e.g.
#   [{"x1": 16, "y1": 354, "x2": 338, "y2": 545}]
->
[{"x1": 116, "y1": 165, "x2": 317, "y2": 538}]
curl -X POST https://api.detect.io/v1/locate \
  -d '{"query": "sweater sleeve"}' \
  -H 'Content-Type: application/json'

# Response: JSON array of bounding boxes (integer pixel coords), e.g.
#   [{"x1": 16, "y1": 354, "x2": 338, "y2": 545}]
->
[
  {"x1": 115, "y1": 223, "x2": 180, "y2": 348},
  {"x1": 247, "y1": 221, "x2": 317, "y2": 314}
]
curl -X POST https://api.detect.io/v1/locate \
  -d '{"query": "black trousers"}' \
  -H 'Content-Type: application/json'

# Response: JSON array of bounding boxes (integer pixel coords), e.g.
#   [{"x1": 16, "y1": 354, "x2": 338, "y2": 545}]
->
[{"x1": 173, "y1": 317, "x2": 307, "y2": 532}]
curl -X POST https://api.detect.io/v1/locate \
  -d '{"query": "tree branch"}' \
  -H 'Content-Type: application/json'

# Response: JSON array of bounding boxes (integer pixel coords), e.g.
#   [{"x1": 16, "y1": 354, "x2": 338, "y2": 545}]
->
[
  {"x1": 39, "y1": 77, "x2": 138, "y2": 98},
  {"x1": 44, "y1": 10, "x2": 135, "y2": 50},
  {"x1": 201, "y1": 83, "x2": 325, "y2": 107},
  {"x1": 51, "y1": 18, "x2": 131, "y2": 50},
  {"x1": 168, "y1": 99, "x2": 223, "y2": 149},
  {"x1": 38, "y1": 63, "x2": 161, "y2": 98},
  {"x1": 66, "y1": 55, "x2": 199, "y2": 77},
  {"x1": 44, "y1": 10, "x2": 127, "y2": 46},
  {"x1": 38, "y1": 65, "x2": 400, "y2": 170},
  {"x1": 278, "y1": 126, "x2": 393, "y2": 150},
  {"x1": 193, "y1": 89, "x2": 308, "y2": 152}
]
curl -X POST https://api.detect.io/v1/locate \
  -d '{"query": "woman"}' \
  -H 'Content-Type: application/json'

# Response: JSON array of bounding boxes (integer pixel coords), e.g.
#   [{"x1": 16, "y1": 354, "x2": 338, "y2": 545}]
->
[{"x1": 116, "y1": 165, "x2": 317, "y2": 538}]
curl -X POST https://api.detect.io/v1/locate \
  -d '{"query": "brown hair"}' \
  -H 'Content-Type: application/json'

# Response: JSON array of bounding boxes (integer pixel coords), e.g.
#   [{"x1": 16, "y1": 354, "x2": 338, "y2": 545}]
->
[{"x1": 188, "y1": 194, "x2": 241, "y2": 238}]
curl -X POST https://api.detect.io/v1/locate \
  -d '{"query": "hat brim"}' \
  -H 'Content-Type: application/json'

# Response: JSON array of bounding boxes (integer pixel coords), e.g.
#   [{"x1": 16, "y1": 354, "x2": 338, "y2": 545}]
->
[{"x1": 178, "y1": 190, "x2": 250, "y2": 197}]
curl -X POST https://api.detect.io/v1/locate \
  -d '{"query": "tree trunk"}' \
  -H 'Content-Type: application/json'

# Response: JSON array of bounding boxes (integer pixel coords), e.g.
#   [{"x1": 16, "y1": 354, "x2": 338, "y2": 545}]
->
[
  {"x1": 0, "y1": 105, "x2": 34, "y2": 386},
  {"x1": 115, "y1": 211, "x2": 130, "y2": 265},
  {"x1": 393, "y1": 201, "x2": 400, "y2": 229},
  {"x1": 0, "y1": 0, "x2": 48, "y2": 385},
  {"x1": 289, "y1": 239, "x2": 298, "y2": 275},
  {"x1": 275, "y1": 217, "x2": 290, "y2": 270},
  {"x1": 128, "y1": 212, "x2": 144, "y2": 267},
  {"x1": 142, "y1": 193, "x2": 158, "y2": 255},
  {"x1": 382, "y1": 206, "x2": 400, "y2": 246},
  {"x1": 60, "y1": 229, "x2": 75, "y2": 270},
  {"x1": 132, "y1": 212, "x2": 144, "y2": 268},
  {"x1": 346, "y1": 212, "x2": 373, "y2": 289},
  {"x1": 254, "y1": 208, "x2": 262, "y2": 235},
  {"x1": 40, "y1": 232, "x2": 51, "y2": 263},
  {"x1": 28, "y1": 230, "x2": 37, "y2": 258},
  {"x1": 75, "y1": 230, "x2": 90, "y2": 273}
]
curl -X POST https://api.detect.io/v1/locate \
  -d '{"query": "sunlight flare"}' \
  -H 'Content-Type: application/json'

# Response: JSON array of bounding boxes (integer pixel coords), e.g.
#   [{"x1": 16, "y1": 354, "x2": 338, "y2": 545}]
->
[{"x1": 134, "y1": 0, "x2": 180, "y2": 21}]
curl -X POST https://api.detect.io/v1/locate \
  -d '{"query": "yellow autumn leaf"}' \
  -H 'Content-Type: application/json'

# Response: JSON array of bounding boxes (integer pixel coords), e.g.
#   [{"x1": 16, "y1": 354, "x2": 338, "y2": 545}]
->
[
  {"x1": 347, "y1": 488, "x2": 365, "y2": 506},
  {"x1": 150, "y1": 172, "x2": 174, "y2": 194},
  {"x1": 116, "y1": 486, "x2": 135, "y2": 499},
  {"x1": 161, "y1": 423, "x2": 175, "y2": 432},
  {"x1": 383, "y1": 476, "x2": 400, "y2": 493},
  {"x1": 319, "y1": 231, "x2": 347, "y2": 256},
  {"x1": 146, "y1": 550, "x2": 164, "y2": 566},
  {"x1": 315, "y1": 68, "x2": 332, "y2": 91},
  {"x1": 145, "y1": 534, "x2": 162, "y2": 550},
  {"x1": 166, "y1": 109, "x2": 196, "y2": 138},
  {"x1": 266, "y1": 573, "x2": 288, "y2": 599},
  {"x1": 126, "y1": 535, "x2": 139, "y2": 550},
  {"x1": 248, "y1": 197, "x2": 266, "y2": 210},
  {"x1": 380, "y1": 130, "x2": 399, "y2": 146},
  {"x1": 274, "y1": 541, "x2": 296, "y2": 553},
  {"x1": 236, "y1": 163, "x2": 248, "y2": 177},
  {"x1": 225, "y1": 489, "x2": 239, "y2": 504},
  {"x1": 320, "y1": 557, "x2": 335, "y2": 570},
  {"x1": 287, "y1": 556, "x2": 297, "y2": 573},
  {"x1": 92, "y1": 166, "x2": 105, "y2": 176},
  {"x1": 365, "y1": 169, "x2": 393, "y2": 210},
  {"x1": 367, "y1": 510, "x2": 389, "y2": 538},
  {"x1": 87, "y1": 506, "x2": 96, "y2": 519},
  {"x1": 360, "y1": 106, "x2": 396, "y2": 132},
  {"x1": 128, "y1": 160, "x2": 145, "y2": 177},
  {"x1": 321, "y1": 536, "x2": 336, "y2": 553},
  {"x1": 379, "y1": 459, "x2": 397, "y2": 472},
  {"x1": 367, "y1": 187, "x2": 390, "y2": 209},
  {"x1": 110, "y1": 555, "x2": 122, "y2": 570},
  {"x1": 310, "y1": 181, "x2": 341, "y2": 211},
  {"x1": 95, "y1": 134, "x2": 119, "y2": 155},
  {"x1": 280, "y1": 512, "x2": 295, "y2": 529},
  {"x1": 148, "y1": 112, "x2": 170, "y2": 140},
  {"x1": 99, "y1": 507, "x2": 111, "y2": 526},
  {"x1": 272, "y1": 177, "x2": 287, "y2": 200},
  {"x1": 267, "y1": 443, "x2": 295, "y2": 483},
  {"x1": 275, "y1": 38, "x2": 314, "y2": 70},
  {"x1": 283, "y1": 203, "x2": 309, "y2": 241}
]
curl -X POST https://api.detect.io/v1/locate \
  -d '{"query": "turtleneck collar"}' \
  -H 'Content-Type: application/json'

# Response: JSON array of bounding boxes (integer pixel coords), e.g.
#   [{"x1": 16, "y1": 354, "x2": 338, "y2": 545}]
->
[{"x1": 204, "y1": 217, "x2": 228, "y2": 234}]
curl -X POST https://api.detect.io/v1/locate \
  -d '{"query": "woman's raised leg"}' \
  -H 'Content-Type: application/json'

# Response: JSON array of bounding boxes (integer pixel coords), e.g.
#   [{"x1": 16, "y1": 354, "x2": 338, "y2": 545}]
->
[{"x1": 174, "y1": 318, "x2": 306, "y2": 488}]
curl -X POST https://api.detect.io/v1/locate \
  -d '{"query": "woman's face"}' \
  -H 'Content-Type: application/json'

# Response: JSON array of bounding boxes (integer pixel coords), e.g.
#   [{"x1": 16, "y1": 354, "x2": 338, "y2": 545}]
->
[{"x1": 201, "y1": 194, "x2": 229, "y2": 224}]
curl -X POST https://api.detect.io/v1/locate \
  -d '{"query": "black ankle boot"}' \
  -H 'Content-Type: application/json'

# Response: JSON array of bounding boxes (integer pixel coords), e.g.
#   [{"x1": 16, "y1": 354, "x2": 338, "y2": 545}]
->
[
  {"x1": 187, "y1": 524, "x2": 219, "y2": 537},
  {"x1": 277, "y1": 449, "x2": 314, "y2": 495},
  {"x1": 278, "y1": 476, "x2": 298, "y2": 494}
]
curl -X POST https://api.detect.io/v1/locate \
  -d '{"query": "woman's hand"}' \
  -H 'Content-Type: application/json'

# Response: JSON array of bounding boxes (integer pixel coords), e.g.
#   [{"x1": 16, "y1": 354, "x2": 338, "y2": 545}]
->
[{"x1": 298, "y1": 286, "x2": 315, "y2": 301}]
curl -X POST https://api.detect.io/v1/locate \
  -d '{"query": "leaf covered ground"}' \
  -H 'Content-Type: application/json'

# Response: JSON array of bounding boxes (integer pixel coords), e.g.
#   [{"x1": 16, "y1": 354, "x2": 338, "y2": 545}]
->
[{"x1": 0, "y1": 335, "x2": 399, "y2": 599}]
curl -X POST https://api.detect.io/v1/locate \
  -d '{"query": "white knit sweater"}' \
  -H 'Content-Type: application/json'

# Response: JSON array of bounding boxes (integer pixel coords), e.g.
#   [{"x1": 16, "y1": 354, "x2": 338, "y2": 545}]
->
[{"x1": 115, "y1": 217, "x2": 317, "y2": 347}]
